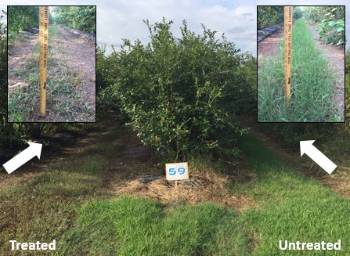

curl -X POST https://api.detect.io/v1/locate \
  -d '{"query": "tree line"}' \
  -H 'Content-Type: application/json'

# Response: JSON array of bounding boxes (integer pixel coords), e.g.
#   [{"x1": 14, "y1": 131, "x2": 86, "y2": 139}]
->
[
  {"x1": 52, "y1": 6, "x2": 96, "y2": 33},
  {"x1": 7, "y1": 6, "x2": 96, "y2": 37},
  {"x1": 257, "y1": 6, "x2": 302, "y2": 29},
  {"x1": 258, "y1": 6, "x2": 344, "y2": 46},
  {"x1": 304, "y1": 6, "x2": 345, "y2": 46},
  {"x1": 7, "y1": 6, "x2": 39, "y2": 35}
]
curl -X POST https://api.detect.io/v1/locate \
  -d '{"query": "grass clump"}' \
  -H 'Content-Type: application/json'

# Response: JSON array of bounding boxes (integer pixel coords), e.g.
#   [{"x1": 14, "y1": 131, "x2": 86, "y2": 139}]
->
[{"x1": 258, "y1": 19, "x2": 341, "y2": 122}]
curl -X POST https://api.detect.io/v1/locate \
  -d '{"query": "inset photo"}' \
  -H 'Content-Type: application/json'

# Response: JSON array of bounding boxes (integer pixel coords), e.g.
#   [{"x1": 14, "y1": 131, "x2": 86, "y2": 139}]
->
[
  {"x1": 258, "y1": 6, "x2": 345, "y2": 122},
  {"x1": 8, "y1": 5, "x2": 96, "y2": 122}
]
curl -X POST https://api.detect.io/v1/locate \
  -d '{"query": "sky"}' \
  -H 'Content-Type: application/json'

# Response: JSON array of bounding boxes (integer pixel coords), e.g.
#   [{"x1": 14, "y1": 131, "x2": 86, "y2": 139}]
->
[{"x1": 1, "y1": 0, "x2": 349, "y2": 55}]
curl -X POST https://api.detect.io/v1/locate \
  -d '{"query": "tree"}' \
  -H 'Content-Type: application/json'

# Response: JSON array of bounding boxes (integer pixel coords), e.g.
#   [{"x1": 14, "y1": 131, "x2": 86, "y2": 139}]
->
[
  {"x1": 102, "y1": 19, "x2": 254, "y2": 160},
  {"x1": 0, "y1": 11, "x2": 7, "y2": 123},
  {"x1": 257, "y1": 6, "x2": 283, "y2": 29},
  {"x1": 304, "y1": 6, "x2": 345, "y2": 46},
  {"x1": 7, "y1": 6, "x2": 39, "y2": 35},
  {"x1": 53, "y1": 6, "x2": 96, "y2": 33}
]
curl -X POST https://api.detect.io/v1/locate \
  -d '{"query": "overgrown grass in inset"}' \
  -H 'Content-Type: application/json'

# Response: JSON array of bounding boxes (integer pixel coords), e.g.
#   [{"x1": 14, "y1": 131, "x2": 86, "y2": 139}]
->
[{"x1": 258, "y1": 19, "x2": 341, "y2": 122}]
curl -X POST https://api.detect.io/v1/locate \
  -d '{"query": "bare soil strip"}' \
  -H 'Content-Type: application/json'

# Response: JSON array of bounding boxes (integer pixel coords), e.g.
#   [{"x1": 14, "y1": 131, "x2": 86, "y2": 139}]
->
[
  {"x1": 55, "y1": 26, "x2": 96, "y2": 113},
  {"x1": 307, "y1": 23, "x2": 345, "y2": 118},
  {"x1": 0, "y1": 114, "x2": 255, "y2": 212},
  {"x1": 8, "y1": 32, "x2": 37, "y2": 89},
  {"x1": 8, "y1": 25, "x2": 96, "y2": 122},
  {"x1": 258, "y1": 27, "x2": 283, "y2": 64}
]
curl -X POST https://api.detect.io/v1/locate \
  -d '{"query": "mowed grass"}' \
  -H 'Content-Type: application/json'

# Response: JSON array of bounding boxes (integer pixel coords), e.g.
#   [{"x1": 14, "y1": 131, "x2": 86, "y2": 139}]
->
[
  {"x1": 258, "y1": 19, "x2": 341, "y2": 122},
  {"x1": 1, "y1": 120, "x2": 350, "y2": 255},
  {"x1": 0, "y1": 154, "x2": 109, "y2": 255}
]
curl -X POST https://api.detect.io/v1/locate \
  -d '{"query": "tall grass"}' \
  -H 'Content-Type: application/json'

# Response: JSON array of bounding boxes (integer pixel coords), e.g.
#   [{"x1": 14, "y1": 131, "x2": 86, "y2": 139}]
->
[{"x1": 258, "y1": 19, "x2": 341, "y2": 122}]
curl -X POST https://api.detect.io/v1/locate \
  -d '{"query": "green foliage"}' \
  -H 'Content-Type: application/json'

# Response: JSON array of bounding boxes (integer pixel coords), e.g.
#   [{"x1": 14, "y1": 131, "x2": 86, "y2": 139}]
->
[
  {"x1": 7, "y1": 6, "x2": 39, "y2": 35},
  {"x1": 304, "y1": 6, "x2": 345, "y2": 46},
  {"x1": 346, "y1": 51, "x2": 350, "y2": 132},
  {"x1": 304, "y1": 6, "x2": 344, "y2": 23},
  {"x1": 318, "y1": 19, "x2": 344, "y2": 46},
  {"x1": 53, "y1": 6, "x2": 96, "y2": 33},
  {"x1": 293, "y1": 7, "x2": 303, "y2": 20},
  {"x1": 238, "y1": 134, "x2": 350, "y2": 256},
  {"x1": 96, "y1": 47, "x2": 121, "y2": 110},
  {"x1": 103, "y1": 19, "x2": 255, "y2": 160},
  {"x1": 0, "y1": 12, "x2": 19, "y2": 153},
  {"x1": 60, "y1": 196, "x2": 249, "y2": 255},
  {"x1": 0, "y1": 12, "x2": 6, "y2": 92},
  {"x1": 258, "y1": 19, "x2": 340, "y2": 122},
  {"x1": 257, "y1": 6, "x2": 283, "y2": 29}
]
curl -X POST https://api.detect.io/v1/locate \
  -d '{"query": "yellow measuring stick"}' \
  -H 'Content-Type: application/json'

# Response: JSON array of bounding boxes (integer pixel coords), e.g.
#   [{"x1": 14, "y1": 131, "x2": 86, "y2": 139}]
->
[
  {"x1": 284, "y1": 6, "x2": 292, "y2": 107},
  {"x1": 39, "y1": 6, "x2": 49, "y2": 117}
]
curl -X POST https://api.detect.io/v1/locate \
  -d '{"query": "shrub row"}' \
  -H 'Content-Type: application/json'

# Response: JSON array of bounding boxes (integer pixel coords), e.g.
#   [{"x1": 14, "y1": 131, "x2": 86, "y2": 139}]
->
[
  {"x1": 99, "y1": 20, "x2": 256, "y2": 160},
  {"x1": 304, "y1": 6, "x2": 345, "y2": 46}
]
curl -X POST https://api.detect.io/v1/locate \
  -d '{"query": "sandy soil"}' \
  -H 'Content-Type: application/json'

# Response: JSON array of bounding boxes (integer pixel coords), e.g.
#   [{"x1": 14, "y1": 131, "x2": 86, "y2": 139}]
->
[
  {"x1": 257, "y1": 27, "x2": 283, "y2": 66},
  {"x1": 8, "y1": 32, "x2": 37, "y2": 89},
  {"x1": 8, "y1": 25, "x2": 96, "y2": 122},
  {"x1": 307, "y1": 24, "x2": 345, "y2": 119},
  {"x1": 0, "y1": 112, "x2": 256, "y2": 213},
  {"x1": 55, "y1": 26, "x2": 96, "y2": 113}
]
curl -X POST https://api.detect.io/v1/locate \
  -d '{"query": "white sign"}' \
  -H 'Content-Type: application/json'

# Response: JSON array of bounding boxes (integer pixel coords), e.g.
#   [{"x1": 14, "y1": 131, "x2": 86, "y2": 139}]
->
[{"x1": 165, "y1": 162, "x2": 189, "y2": 181}]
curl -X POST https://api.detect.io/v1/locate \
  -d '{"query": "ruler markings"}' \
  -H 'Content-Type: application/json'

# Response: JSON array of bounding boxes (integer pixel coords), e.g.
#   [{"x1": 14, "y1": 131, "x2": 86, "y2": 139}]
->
[
  {"x1": 39, "y1": 7, "x2": 49, "y2": 116},
  {"x1": 284, "y1": 6, "x2": 292, "y2": 107}
]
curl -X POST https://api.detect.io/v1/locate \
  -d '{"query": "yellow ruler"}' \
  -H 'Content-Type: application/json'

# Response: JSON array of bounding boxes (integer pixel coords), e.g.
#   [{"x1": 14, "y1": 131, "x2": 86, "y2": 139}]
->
[
  {"x1": 39, "y1": 6, "x2": 49, "y2": 117},
  {"x1": 284, "y1": 6, "x2": 292, "y2": 107}
]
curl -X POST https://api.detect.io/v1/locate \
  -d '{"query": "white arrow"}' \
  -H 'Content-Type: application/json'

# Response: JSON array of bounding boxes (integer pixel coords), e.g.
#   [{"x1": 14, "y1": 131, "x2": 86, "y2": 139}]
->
[
  {"x1": 2, "y1": 142, "x2": 42, "y2": 174},
  {"x1": 300, "y1": 140, "x2": 337, "y2": 174}
]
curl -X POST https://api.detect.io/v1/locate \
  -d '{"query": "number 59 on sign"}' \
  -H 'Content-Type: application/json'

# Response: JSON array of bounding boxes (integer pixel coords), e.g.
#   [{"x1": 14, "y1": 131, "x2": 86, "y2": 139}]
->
[{"x1": 165, "y1": 162, "x2": 189, "y2": 181}]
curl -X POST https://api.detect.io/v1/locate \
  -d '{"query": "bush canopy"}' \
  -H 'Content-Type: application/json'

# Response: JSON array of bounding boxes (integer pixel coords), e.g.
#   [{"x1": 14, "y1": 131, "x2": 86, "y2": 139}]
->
[
  {"x1": 52, "y1": 6, "x2": 96, "y2": 33},
  {"x1": 7, "y1": 6, "x2": 39, "y2": 35},
  {"x1": 99, "y1": 19, "x2": 255, "y2": 160}
]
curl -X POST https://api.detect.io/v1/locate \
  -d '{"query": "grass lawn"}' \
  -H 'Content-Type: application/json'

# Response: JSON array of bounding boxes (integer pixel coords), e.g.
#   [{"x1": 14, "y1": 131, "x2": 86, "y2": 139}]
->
[
  {"x1": 59, "y1": 197, "x2": 249, "y2": 256},
  {"x1": 258, "y1": 19, "x2": 341, "y2": 122},
  {"x1": 237, "y1": 135, "x2": 350, "y2": 255},
  {"x1": 0, "y1": 120, "x2": 349, "y2": 255}
]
